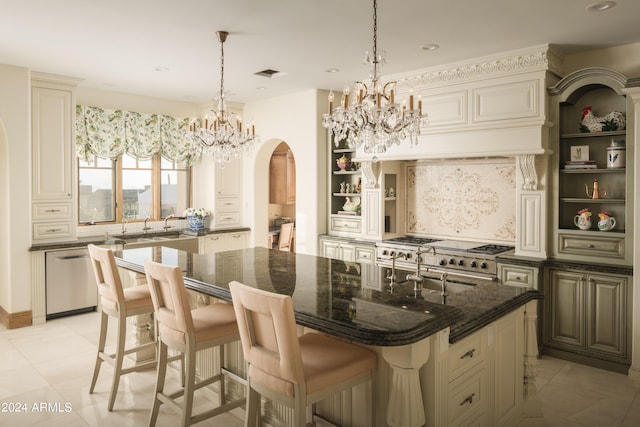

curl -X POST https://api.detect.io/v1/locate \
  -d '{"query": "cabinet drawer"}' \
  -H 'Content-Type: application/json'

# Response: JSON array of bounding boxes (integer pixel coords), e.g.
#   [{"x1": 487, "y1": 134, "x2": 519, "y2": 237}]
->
[
  {"x1": 215, "y1": 212, "x2": 241, "y2": 227},
  {"x1": 498, "y1": 264, "x2": 536, "y2": 288},
  {"x1": 33, "y1": 222, "x2": 73, "y2": 240},
  {"x1": 448, "y1": 330, "x2": 486, "y2": 379},
  {"x1": 558, "y1": 233, "x2": 624, "y2": 259},
  {"x1": 216, "y1": 197, "x2": 240, "y2": 212},
  {"x1": 355, "y1": 246, "x2": 375, "y2": 264},
  {"x1": 330, "y1": 215, "x2": 361, "y2": 233},
  {"x1": 448, "y1": 366, "x2": 486, "y2": 427},
  {"x1": 32, "y1": 203, "x2": 72, "y2": 220}
]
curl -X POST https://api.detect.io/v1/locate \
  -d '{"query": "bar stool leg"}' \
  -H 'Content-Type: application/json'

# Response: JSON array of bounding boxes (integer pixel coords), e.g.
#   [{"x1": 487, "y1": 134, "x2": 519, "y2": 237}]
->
[
  {"x1": 149, "y1": 341, "x2": 168, "y2": 427},
  {"x1": 107, "y1": 314, "x2": 127, "y2": 411},
  {"x1": 245, "y1": 387, "x2": 260, "y2": 427},
  {"x1": 89, "y1": 311, "x2": 109, "y2": 394},
  {"x1": 181, "y1": 345, "x2": 197, "y2": 427}
]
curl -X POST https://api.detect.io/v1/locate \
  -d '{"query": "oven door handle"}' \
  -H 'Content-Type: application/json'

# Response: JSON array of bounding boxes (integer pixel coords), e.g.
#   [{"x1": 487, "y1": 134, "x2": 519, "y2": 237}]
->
[{"x1": 426, "y1": 268, "x2": 496, "y2": 282}]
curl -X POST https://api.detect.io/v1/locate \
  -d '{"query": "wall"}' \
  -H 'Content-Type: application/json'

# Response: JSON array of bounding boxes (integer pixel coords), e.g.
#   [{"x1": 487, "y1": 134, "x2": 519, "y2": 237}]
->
[
  {"x1": 242, "y1": 89, "x2": 328, "y2": 255},
  {"x1": 563, "y1": 42, "x2": 640, "y2": 78},
  {"x1": 0, "y1": 64, "x2": 32, "y2": 315}
]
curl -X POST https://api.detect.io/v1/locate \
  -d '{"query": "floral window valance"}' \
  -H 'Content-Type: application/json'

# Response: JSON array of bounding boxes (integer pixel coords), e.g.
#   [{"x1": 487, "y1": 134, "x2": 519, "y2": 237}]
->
[{"x1": 75, "y1": 105, "x2": 201, "y2": 166}]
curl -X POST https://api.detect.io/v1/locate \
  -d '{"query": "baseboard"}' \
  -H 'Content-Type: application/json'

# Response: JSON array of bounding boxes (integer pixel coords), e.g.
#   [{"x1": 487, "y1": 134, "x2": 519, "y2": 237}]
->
[{"x1": 0, "y1": 305, "x2": 32, "y2": 329}]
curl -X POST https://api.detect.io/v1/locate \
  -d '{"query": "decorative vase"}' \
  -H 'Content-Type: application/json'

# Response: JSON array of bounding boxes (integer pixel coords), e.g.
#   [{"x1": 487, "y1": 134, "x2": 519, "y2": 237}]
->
[
  {"x1": 607, "y1": 139, "x2": 626, "y2": 169},
  {"x1": 597, "y1": 211, "x2": 616, "y2": 231},
  {"x1": 336, "y1": 154, "x2": 350, "y2": 170},
  {"x1": 573, "y1": 209, "x2": 592, "y2": 230},
  {"x1": 188, "y1": 215, "x2": 206, "y2": 231}
]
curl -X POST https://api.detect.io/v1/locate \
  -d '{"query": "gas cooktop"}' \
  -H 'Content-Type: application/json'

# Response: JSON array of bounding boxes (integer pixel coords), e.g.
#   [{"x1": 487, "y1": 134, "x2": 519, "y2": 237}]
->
[{"x1": 378, "y1": 237, "x2": 514, "y2": 256}]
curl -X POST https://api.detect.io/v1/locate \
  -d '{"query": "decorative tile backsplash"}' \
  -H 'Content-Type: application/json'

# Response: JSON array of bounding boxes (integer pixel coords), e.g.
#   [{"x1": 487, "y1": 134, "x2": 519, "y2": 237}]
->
[{"x1": 406, "y1": 160, "x2": 516, "y2": 243}]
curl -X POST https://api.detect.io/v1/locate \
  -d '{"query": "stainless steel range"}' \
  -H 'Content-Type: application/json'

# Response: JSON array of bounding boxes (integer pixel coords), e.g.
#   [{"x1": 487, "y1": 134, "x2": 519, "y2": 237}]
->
[{"x1": 375, "y1": 236, "x2": 514, "y2": 279}]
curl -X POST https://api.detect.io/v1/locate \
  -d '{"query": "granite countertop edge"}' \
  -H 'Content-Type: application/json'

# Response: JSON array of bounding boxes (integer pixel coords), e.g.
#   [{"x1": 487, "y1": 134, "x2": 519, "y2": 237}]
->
[{"x1": 29, "y1": 227, "x2": 251, "y2": 252}]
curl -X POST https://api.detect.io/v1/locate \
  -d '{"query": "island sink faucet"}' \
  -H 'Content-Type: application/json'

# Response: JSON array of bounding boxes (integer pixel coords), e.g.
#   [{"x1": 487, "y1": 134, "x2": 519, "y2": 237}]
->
[
  {"x1": 121, "y1": 217, "x2": 128, "y2": 235},
  {"x1": 406, "y1": 246, "x2": 436, "y2": 291},
  {"x1": 386, "y1": 252, "x2": 407, "y2": 292},
  {"x1": 163, "y1": 214, "x2": 175, "y2": 231}
]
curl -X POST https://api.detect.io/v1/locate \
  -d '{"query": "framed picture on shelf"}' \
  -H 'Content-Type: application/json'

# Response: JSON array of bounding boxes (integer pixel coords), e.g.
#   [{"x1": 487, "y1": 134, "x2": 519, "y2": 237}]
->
[{"x1": 570, "y1": 145, "x2": 589, "y2": 162}]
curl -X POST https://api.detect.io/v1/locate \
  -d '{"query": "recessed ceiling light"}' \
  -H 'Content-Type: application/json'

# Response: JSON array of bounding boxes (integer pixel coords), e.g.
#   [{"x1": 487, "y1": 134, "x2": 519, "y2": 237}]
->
[
  {"x1": 256, "y1": 86, "x2": 266, "y2": 91},
  {"x1": 421, "y1": 44, "x2": 440, "y2": 51},
  {"x1": 585, "y1": 1, "x2": 616, "y2": 12},
  {"x1": 326, "y1": 68, "x2": 340, "y2": 73},
  {"x1": 154, "y1": 66, "x2": 169, "y2": 72}
]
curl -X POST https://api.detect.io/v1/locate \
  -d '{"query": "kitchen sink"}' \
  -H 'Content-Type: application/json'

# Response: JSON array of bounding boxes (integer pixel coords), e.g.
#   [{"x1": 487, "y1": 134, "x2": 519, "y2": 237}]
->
[{"x1": 122, "y1": 234, "x2": 199, "y2": 252}]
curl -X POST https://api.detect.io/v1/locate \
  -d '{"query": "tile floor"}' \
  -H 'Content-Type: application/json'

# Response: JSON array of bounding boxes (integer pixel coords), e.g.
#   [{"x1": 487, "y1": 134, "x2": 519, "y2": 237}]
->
[{"x1": 2, "y1": 311, "x2": 640, "y2": 426}]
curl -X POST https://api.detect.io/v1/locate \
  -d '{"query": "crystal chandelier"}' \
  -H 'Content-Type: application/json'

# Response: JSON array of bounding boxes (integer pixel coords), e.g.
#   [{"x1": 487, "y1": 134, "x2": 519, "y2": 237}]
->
[
  {"x1": 322, "y1": 0, "x2": 427, "y2": 161},
  {"x1": 189, "y1": 31, "x2": 259, "y2": 166}
]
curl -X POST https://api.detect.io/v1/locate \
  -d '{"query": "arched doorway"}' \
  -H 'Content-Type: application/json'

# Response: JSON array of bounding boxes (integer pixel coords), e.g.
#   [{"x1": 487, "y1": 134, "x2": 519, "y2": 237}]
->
[{"x1": 267, "y1": 142, "x2": 296, "y2": 251}]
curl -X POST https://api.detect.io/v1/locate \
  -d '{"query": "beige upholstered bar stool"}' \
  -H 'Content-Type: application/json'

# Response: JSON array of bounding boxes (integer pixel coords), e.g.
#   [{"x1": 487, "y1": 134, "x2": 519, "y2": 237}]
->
[
  {"x1": 143, "y1": 259, "x2": 246, "y2": 427},
  {"x1": 87, "y1": 244, "x2": 157, "y2": 411},
  {"x1": 229, "y1": 280, "x2": 378, "y2": 426}
]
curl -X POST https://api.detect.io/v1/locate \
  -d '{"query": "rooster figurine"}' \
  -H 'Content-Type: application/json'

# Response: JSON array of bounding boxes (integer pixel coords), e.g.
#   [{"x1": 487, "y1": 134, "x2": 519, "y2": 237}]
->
[{"x1": 580, "y1": 106, "x2": 626, "y2": 133}]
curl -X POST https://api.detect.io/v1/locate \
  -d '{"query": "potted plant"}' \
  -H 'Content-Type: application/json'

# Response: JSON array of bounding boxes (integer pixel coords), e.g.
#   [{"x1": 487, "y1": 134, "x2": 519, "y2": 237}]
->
[{"x1": 183, "y1": 208, "x2": 211, "y2": 231}]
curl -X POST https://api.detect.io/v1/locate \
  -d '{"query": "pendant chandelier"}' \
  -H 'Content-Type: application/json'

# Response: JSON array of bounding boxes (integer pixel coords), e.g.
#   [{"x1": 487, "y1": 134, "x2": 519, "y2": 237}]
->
[
  {"x1": 189, "y1": 31, "x2": 259, "y2": 165},
  {"x1": 322, "y1": 0, "x2": 427, "y2": 161}
]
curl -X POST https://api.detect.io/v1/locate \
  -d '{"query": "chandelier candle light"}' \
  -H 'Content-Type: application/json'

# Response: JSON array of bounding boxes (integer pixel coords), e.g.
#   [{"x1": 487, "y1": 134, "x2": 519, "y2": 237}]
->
[
  {"x1": 322, "y1": 0, "x2": 427, "y2": 161},
  {"x1": 189, "y1": 31, "x2": 259, "y2": 166}
]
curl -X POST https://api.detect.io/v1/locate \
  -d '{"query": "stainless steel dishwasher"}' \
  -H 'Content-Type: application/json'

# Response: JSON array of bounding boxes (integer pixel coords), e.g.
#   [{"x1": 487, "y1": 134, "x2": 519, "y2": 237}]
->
[{"x1": 46, "y1": 247, "x2": 98, "y2": 319}]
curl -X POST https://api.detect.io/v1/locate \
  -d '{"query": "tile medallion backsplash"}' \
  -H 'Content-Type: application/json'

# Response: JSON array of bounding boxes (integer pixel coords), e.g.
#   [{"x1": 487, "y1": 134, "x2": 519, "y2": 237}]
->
[{"x1": 406, "y1": 160, "x2": 516, "y2": 243}]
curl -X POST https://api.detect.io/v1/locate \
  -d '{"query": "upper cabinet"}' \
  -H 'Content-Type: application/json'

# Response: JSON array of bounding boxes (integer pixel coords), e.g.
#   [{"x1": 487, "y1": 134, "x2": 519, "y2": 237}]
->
[
  {"x1": 269, "y1": 147, "x2": 296, "y2": 205},
  {"x1": 31, "y1": 72, "x2": 80, "y2": 242},
  {"x1": 548, "y1": 68, "x2": 634, "y2": 266}
]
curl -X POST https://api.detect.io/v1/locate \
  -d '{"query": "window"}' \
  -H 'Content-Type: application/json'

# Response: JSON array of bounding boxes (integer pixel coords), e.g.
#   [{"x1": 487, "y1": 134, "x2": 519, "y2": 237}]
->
[{"x1": 78, "y1": 154, "x2": 191, "y2": 224}]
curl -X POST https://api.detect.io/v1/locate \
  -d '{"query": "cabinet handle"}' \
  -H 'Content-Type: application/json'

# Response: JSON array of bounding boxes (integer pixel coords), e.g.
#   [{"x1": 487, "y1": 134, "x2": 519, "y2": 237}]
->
[
  {"x1": 45, "y1": 228, "x2": 62, "y2": 233},
  {"x1": 45, "y1": 209, "x2": 61, "y2": 213},
  {"x1": 459, "y1": 393, "x2": 475, "y2": 406},
  {"x1": 460, "y1": 349, "x2": 476, "y2": 359},
  {"x1": 232, "y1": 234, "x2": 241, "y2": 238},
  {"x1": 585, "y1": 244, "x2": 595, "y2": 248}
]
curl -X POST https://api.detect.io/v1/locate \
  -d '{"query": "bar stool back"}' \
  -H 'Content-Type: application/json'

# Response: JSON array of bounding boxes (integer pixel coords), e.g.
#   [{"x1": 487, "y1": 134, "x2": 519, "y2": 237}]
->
[
  {"x1": 229, "y1": 280, "x2": 377, "y2": 426},
  {"x1": 144, "y1": 260, "x2": 245, "y2": 427},
  {"x1": 87, "y1": 244, "x2": 157, "y2": 411}
]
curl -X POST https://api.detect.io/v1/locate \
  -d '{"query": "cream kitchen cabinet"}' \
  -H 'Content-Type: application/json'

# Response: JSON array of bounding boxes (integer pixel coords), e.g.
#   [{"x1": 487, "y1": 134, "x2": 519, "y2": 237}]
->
[
  {"x1": 544, "y1": 267, "x2": 631, "y2": 372},
  {"x1": 320, "y1": 237, "x2": 356, "y2": 262},
  {"x1": 319, "y1": 236, "x2": 377, "y2": 264},
  {"x1": 425, "y1": 304, "x2": 528, "y2": 427},
  {"x1": 214, "y1": 158, "x2": 242, "y2": 228},
  {"x1": 31, "y1": 73, "x2": 79, "y2": 243},
  {"x1": 199, "y1": 230, "x2": 249, "y2": 255}
]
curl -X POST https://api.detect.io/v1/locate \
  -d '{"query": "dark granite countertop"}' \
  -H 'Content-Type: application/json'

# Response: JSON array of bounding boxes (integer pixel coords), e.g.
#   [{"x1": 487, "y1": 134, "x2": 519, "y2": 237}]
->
[
  {"x1": 114, "y1": 246, "x2": 541, "y2": 347},
  {"x1": 29, "y1": 227, "x2": 251, "y2": 252}
]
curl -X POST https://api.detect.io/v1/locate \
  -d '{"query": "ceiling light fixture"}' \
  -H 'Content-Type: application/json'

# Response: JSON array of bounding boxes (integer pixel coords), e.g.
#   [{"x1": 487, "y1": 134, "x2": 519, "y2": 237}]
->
[
  {"x1": 421, "y1": 44, "x2": 440, "y2": 51},
  {"x1": 189, "y1": 31, "x2": 259, "y2": 166},
  {"x1": 585, "y1": 1, "x2": 616, "y2": 12},
  {"x1": 322, "y1": 0, "x2": 427, "y2": 161}
]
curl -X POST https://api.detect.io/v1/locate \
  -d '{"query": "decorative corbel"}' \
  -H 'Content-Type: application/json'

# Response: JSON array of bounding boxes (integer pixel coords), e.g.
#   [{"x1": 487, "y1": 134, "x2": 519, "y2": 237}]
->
[
  {"x1": 518, "y1": 154, "x2": 539, "y2": 191},
  {"x1": 359, "y1": 160, "x2": 380, "y2": 189}
]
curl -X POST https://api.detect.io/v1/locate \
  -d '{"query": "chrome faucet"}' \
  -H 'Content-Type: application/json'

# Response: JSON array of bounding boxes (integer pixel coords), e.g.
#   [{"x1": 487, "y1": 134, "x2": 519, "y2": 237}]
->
[
  {"x1": 406, "y1": 246, "x2": 436, "y2": 290},
  {"x1": 143, "y1": 216, "x2": 151, "y2": 233},
  {"x1": 163, "y1": 214, "x2": 175, "y2": 231},
  {"x1": 386, "y1": 252, "x2": 407, "y2": 291},
  {"x1": 121, "y1": 217, "x2": 128, "y2": 235}
]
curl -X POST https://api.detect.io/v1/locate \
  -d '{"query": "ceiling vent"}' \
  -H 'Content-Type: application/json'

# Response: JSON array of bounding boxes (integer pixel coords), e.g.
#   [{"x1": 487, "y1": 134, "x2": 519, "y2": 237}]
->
[{"x1": 254, "y1": 69, "x2": 286, "y2": 78}]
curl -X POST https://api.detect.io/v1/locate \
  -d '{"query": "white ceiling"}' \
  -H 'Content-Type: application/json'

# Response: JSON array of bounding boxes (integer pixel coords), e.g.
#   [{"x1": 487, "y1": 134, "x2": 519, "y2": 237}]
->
[{"x1": 2, "y1": 0, "x2": 639, "y2": 104}]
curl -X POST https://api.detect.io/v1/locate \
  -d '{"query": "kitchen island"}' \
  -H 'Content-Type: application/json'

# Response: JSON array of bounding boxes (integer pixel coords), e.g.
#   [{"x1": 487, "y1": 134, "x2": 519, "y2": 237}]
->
[{"x1": 115, "y1": 246, "x2": 543, "y2": 427}]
